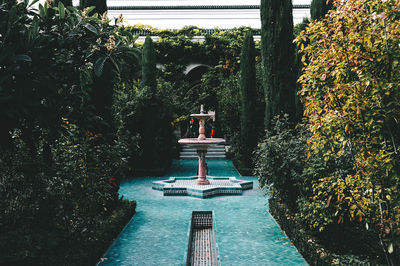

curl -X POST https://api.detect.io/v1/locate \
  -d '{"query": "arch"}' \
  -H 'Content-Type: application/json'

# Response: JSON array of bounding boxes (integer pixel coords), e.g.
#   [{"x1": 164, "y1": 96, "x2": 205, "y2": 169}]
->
[
  {"x1": 184, "y1": 63, "x2": 210, "y2": 75},
  {"x1": 185, "y1": 64, "x2": 210, "y2": 87}
]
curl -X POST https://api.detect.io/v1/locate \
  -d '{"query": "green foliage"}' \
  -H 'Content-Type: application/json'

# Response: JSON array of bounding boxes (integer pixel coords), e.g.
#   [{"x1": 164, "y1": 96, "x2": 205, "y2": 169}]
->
[
  {"x1": 298, "y1": 0, "x2": 400, "y2": 262},
  {"x1": 0, "y1": 124, "x2": 136, "y2": 265},
  {"x1": 142, "y1": 36, "x2": 157, "y2": 92},
  {"x1": 254, "y1": 115, "x2": 310, "y2": 208},
  {"x1": 125, "y1": 26, "x2": 263, "y2": 124},
  {"x1": 255, "y1": 116, "x2": 383, "y2": 262},
  {"x1": 238, "y1": 30, "x2": 259, "y2": 168},
  {"x1": 269, "y1": 199, "x2": 380, "y2": 265},
  {"x1": 113, "y1": 78, "x2": 175, "y2": 172},
  {"x1": 260, "y1": 0, "x2": 297, "y2": 129},
  {"x1": 293, "y1": 18, "x2": 311, "y2": 121},
  {"x1": 0, "y1": 1, "x2": 138, "y2": 264},
  {"x1": 310, "y1": 0, "x2": 333, "y2": 20},
  {"x1": 202, "y1": 70, "x2": 240, "y2": 139},
  {"x1": 0, "y1": 0, "x2": 139, "y2": 150}
]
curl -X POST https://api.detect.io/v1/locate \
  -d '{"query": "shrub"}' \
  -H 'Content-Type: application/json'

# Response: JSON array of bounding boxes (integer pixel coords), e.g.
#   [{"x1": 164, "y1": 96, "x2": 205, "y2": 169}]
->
[
  {"x1": 254, "y1": 115, "x2": 309, "y2": 209},
  {"x1": 0, "y1": 124, "x2": 136, "y2": 265}
]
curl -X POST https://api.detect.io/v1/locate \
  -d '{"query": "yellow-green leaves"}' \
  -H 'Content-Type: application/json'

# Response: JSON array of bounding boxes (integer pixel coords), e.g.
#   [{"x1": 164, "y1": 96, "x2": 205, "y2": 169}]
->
[{"x1": 297, "y1": 0, "x2": 400, "y2": 258}]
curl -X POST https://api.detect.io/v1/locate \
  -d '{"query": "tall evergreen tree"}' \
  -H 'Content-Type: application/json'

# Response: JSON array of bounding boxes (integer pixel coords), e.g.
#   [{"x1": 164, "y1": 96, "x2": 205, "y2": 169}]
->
[
  {"x1": 80, "y1": 0, "x2": 107, "y2": 14},
  {"x1": 136, "y1": 35, "x2": 173, "y2": 170},
  {"x1": 142, "y1": 36, "x2": 157, "y2": 92},
  {"x1": 239, "y1": 30, "x2": 258, "y2": 168},
  {"x1": 260, "y1": 0, "x2": 296, "y2": 129},
  {"x1": 311, "y1": 0, "x2": 333, "y2": 20}
]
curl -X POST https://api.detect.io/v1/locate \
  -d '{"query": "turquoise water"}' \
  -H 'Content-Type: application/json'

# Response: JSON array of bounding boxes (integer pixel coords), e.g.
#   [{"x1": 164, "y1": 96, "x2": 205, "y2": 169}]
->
[{"x1": 99, "y1": 160, "x2": 307, "y2": 265}]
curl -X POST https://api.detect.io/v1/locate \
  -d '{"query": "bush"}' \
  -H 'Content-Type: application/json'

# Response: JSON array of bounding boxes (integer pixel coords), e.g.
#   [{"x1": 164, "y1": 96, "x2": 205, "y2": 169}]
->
[
  {"x1": 254, "y1": 115, "x2": 309, "y2": 208},
  {"x1": 254, "y1": 115, "x2": 387, "y2": 263},
  {"x1": 0, "y1": 124, "x2": 136, "y2": 265}
]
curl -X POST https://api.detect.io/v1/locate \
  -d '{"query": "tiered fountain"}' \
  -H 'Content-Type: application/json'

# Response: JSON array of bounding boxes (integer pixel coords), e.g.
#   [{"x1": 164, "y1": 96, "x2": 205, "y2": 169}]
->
[
  {"x1": 153, "y1": 106, "x2": 253, "y2": 198},
  {"x1": 178, "y1": 105, "x2": 225, "y2": 185}
]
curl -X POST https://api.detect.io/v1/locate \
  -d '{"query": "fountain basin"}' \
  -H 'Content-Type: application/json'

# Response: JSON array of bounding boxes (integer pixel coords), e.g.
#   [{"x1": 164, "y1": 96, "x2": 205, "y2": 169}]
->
[
  {"x1": 152, "y1": 176, "x2": 253, "y2": 198},
  {"x1": 178, "y1": 138, "x2": 225, "y2": 149}
]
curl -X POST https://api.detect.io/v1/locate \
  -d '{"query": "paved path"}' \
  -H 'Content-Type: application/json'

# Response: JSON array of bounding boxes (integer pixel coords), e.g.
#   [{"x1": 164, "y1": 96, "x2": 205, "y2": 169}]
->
[{"x1": 98, "y1": 160, "x2": 306, "y2": 265}]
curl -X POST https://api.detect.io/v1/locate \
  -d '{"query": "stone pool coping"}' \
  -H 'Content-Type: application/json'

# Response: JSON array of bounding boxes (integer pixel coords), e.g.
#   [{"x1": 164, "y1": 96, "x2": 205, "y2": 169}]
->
[{"x1": 152, "y1": 176, "x2": 253, "y2": 198}]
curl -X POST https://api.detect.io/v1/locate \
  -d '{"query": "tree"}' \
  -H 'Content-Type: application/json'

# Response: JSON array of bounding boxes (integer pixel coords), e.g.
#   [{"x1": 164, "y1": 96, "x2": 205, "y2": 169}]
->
[
  {"x1": 298, "y1": 0, "x2": 400, "y2": 263},
  {"x1": 238, "y1": 30, "x2": 258, "y2": 168},
  {"x1": 260, "y1": 0, "x2": 296, "y2": 129},
  {"x1": 142, "y1": 36, "x2": 157, "y2": 92},
  {"x1": 124, "y1": 35, "x2": 173, "y2": 171},
  {"x1": 310, "y1": 0, "x2": 333, "y2": 20}
]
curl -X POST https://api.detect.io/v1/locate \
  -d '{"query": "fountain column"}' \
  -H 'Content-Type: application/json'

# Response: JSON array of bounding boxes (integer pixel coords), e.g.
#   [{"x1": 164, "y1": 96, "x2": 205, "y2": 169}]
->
[
  {"x1": 198, "y1": 118, "x2": 206, "y2": 141},
  {"x1": 196, "y1": 149, "x2": 209, "y2": 185}
]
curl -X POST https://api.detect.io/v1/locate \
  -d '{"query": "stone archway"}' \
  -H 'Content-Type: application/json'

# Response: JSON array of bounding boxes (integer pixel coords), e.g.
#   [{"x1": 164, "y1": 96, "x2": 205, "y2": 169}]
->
[{"x1": 184, "y1": 64, "x2": 210, "y2": 88}]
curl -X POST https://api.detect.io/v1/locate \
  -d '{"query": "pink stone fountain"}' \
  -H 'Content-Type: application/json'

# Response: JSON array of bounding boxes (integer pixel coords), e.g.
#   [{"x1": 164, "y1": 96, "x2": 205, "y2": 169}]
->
[{"x1": 178, "y1": 105, "x2": 225, "y2": 185}]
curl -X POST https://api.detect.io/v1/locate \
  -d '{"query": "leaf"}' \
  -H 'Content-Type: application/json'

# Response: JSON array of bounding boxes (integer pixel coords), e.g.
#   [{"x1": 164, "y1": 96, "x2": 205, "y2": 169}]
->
[
  {"x1": 14, "y1": 54, "x2": 32, "y2": 62},
  {"x1": 345, "y1": 124, "x2": 350, "y2": 134},
  {"x1": 109, "y1": 56, "x2": 120, "y2": 73},
  {"x1": 28, "y1": 0, "x2": 40, "y2": 8},
  {"x1": 388, "y1": 243, "x2": 393, "y2": 254},
  {"x1": 58, "y1": 2, "x2": 65, "y2": 19},
  {"x1": 94, "y1": 56, "x2": 107, "y2": 77},
  {"x1": 39, "y1": 4, "x2": 45, "y2": 17},
  {"x1": 84, "y1": 24, "x2": 98, "y2": 35},
  {"x1": 31, "y1": 16, "x2": 39, "y2": 36},
  {"x1": 326, "y1": 195, "x2": 332, "y2": 207},
  {"x1": 85, "y1": 6, "x2": 96, "y2": 16}
]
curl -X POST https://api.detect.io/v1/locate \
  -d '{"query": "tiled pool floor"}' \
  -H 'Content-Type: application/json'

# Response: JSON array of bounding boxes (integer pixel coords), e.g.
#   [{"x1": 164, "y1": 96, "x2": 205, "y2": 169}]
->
[{"x1": 98, "y1": 160, "x2": 307, "y2": 265}]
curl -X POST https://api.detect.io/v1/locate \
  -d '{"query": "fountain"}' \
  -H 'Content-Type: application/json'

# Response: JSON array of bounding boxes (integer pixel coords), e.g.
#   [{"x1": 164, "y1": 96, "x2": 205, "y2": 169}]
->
[
  {"x1": 178, "y1": 105, "x2": 225, "y2": 185},
  {"x1": 152, "y1": 105, "x2": 253, "y2": 198}
]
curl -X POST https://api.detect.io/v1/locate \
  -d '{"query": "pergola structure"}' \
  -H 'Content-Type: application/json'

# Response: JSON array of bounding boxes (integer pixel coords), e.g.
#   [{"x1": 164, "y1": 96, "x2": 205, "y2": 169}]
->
[{"x1": 100, "y1": 0, "x2": 311, "y2": 29}]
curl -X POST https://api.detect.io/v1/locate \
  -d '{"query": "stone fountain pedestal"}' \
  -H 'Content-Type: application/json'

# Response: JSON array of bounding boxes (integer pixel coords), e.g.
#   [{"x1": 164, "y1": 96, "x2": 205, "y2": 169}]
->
[{"x1": 177, "y1": 139, "x2": 225, "y2": 185}]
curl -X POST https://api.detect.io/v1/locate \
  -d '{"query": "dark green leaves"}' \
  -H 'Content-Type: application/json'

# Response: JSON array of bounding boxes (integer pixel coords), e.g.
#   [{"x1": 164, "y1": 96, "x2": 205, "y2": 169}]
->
[
  {"x1": 14, "y1": 54, "x2": 32, "y2": 62},
  {"x1": 94, "y1": 56, "x2": 107, "y2": 77}
]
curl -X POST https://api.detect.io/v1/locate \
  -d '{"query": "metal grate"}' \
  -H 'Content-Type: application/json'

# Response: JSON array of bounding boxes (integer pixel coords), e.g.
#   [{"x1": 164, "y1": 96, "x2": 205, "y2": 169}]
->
[{"x1": 186, "y1": 211, "x2": 218, "y2": 266}]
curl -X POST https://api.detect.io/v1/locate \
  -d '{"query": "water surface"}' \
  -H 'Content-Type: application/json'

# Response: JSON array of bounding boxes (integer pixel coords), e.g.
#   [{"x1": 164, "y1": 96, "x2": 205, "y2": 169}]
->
[{"x1": 99, "y1": 160, "x2": 306, "y2": 265}]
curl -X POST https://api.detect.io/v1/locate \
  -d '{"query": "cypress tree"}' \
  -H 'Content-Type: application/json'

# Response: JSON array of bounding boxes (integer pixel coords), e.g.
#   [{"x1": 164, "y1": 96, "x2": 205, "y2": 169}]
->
[
  {"x1": 260, "y1": 0, "x2": 296, "y2": 129},
  {"x1": 142, "y1": 36, "x2": 157, "y2": 93},
  {"x1": 239, "y1": 30, "x2": 258, "y2": 168},
  {"x1": 138, "y1": 35, "x2": 164, "y2": 169},
  {"x1": 311, "y1": 0, "x2": 333, "y2": 20}
]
